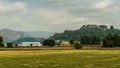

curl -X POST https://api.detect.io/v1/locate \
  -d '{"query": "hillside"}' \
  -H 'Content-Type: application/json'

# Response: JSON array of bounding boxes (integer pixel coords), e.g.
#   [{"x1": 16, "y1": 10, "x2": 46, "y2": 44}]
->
[
  {"x1": 0, "y1": 29, "x2": 25, "y2": 42},
  {"x1": 0, "y1": 29, "x2": 55, "y2": 42},
  {"x1": 51, "y1": 25, "x2": 120, "y2": 41}
]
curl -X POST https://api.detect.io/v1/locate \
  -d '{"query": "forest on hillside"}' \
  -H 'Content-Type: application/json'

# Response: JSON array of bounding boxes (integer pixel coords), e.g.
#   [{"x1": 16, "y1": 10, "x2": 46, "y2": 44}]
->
[{"x1": 51, "y1": 25, "x2": 120, "y2": 41}]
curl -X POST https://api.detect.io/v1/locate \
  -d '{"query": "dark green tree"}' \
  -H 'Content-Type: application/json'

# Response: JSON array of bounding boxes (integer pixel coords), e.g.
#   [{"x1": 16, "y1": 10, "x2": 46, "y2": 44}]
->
[
  {"x1": 69, "y1": 40, "x2": 74, "y2": 46},
  {"x1": 6, "y1": 43, "x2": 13, "y2": 48},
  {"x1": 0, "y1": 36, "x2": 4, "y2": 47},
  {"x1": 110, "y1": 26, "x2": 114, "y2": 30},
  {"x1": 74, "y1": 42, "x2": 82, "y2": 49},
  {"x1": 103, "y1": 34, "x2": 120, "y2": 47},
  {"x1": 43, "y1": 39, "x2": 55, "y2": 47},
  {"x1": 0, "y1": 43, "x2": 4, "y2": 47},
  {"x1": 0, "y1": 36, "x2": 3, "y2": 43},
  {"x1": 92, "y1": 36, "x2": 101, "y2": 45},
  {"x1": 81, "y1": 36, "x2": 93, "y2": 45},
  {"x1": 112, "y1": 34, "x2": 120, "y2": 47},
  {"x1": 103, "y1": 39, "x2": 114, "y2": 47}
]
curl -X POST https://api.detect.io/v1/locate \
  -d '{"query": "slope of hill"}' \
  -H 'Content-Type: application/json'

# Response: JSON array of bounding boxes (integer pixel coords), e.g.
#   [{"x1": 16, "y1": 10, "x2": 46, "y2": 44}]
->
[
  {"x1": 51, "y1": 25, "x2": 120, "y2": 41},
  {"x1": 0, "y1": 29, "x2": 25, "y2": 42},
  {"x1": 0, "y1": 29, "x2": 55, "y2": 42}
]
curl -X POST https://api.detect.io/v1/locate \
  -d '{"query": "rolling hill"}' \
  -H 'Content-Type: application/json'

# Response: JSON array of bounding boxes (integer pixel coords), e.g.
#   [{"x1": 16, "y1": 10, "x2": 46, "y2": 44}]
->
[
  {"x1": 0, "y1": 29, "x2": 55, "y2": 42},
  {"x1": 51, "y1": 25, "x2": 120, "y2": 41}
]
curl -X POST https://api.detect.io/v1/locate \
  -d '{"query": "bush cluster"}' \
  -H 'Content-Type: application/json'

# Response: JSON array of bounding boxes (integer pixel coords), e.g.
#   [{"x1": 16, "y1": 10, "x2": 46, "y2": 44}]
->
[
  {"x1": 103, "y1": 34, "x2": 120, "y2": 47},
  {"x1": 81, "y1": 35, "x2": 101, "y2": 45},
  {"x1": 74, "y1": 42, "x2": 82, "y2": 49},
  {"x1": 6, "y1": 43, "x2": 13, "y2": 48},
  {"x1": 43, "y1": 39, "x2": 55, "y2": 47}
]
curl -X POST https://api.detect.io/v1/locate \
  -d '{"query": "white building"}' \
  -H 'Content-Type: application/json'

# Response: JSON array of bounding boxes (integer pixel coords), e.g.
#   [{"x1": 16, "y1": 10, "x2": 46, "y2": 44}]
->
[{"x1": 21, "y1": 42, "x2": 42, "y2": 47}]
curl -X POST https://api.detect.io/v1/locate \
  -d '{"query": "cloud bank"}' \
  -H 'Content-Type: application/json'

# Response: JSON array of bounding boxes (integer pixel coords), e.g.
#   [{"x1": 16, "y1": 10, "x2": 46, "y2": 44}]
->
[{"x1": 0, "y1": 0, "x2": 119, "y2": 32}]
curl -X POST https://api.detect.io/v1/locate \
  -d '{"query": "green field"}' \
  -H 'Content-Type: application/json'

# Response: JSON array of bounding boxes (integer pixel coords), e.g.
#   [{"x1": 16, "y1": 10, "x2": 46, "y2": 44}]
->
[{"x1": 0, "y1": 50, "x2": 120, "y2": 68}]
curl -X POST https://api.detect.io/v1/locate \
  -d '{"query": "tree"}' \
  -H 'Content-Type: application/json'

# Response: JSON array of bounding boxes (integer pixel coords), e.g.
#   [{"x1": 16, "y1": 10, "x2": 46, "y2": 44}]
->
[
  {"x1": 92, "y1": 36, "x2": 101, "y2": 45},
  {"x1": 0, "y1": 43, "x2": 4, "y2": 47},
  {"x1": 103, "y1": 39, "x2": 114, "y2": 47},
  {"x1": 103, "y1": 34, "x2": 120, "y2": 47},
  {"x1": 0, "y1": 36, "x2": 4, "y2": 47},
  {"x1": 6, "y1": 43, "x2": 13, "y2": 48},
  {"x1": 81, "y1": 36, "x2": 93, "y2": 45},
  {"x1": 0, "y1": 36, "x2": 3, "y2": 43},
  {"x1": 43, "y1": 39, "x2": 55, "y2": 47},
  {"x1": 69, "y1": 40, "x2": 74, "y2": 46},
  {"x1": 74, "y1": 42, "x2": 82, "y2": 49},
  {"x1": 112, "y1": 34, "x2": 120, "y2": 47},
  {"x1": 103, "y1": 34, "x2": 114, "y2": 47},
  {"x1": 110, "y1": 26, "x2": 114, "y2": 30}
]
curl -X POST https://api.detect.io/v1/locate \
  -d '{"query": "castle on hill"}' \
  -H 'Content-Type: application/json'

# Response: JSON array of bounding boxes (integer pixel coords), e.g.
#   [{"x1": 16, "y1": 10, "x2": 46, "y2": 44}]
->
[{"x1": 80, "y1": 24, "x2": 108, "y2": 31}]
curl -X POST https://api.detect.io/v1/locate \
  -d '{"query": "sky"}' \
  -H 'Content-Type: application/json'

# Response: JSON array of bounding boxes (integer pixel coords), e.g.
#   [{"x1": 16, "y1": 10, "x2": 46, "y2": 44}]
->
[{"x1": 0, "y1": 0, "x2": 120, "y2": 32}]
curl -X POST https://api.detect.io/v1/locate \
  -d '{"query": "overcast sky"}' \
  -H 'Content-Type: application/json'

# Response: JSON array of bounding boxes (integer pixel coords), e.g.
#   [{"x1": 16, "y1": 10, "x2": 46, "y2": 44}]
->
[{"x1": 0, "y1": 0, "x2": 120, "y2": 32}]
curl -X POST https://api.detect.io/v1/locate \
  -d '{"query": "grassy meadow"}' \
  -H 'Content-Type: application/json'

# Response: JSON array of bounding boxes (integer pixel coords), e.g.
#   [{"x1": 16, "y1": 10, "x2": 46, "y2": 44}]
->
[{"x1": 0, "y1": 50, "x2": 120, "y2": 68}]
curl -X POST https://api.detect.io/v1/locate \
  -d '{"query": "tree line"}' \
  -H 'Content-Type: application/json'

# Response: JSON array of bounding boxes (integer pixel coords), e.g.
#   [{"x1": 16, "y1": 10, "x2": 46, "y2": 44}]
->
[
  {"x1": 0, "y1": 31, "x2": 120, "y2": 48},
  {"x1": 43, "y1": 33, "x2": 120, "y2": 48}
]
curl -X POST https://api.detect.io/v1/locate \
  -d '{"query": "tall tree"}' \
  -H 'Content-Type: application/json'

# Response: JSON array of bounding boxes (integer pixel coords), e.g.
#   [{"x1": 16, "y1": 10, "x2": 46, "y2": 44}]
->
[
  {"x1": 103, "y1": 34, "x2": 120, "y2": 47},
  {"x1": 0, "y1": 36, "x2": 4, "y2": 47},
  {"x1": 43, "y1": 39, "x2": 55, "y2": 47},
  {"x1": 0, "y1": 36, "x2": 3, "y2": 43},
  {"x1": 92, "y1": 36, "x2": 101, "y2": 45},
  {"x1": 110, "y1": 26, "x2": 114, "y2": 30},
  {"x1": 69, "y1": 40, "x2": 74, "y2": 46},
  {"x1": 81, "y1": 36, "x2": 93, "y2": 45}
]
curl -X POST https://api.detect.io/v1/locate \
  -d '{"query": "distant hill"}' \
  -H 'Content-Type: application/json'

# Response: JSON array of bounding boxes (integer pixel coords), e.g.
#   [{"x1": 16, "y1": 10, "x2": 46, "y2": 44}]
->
[
  {"x1": 0, "y1": 29, "x2": 55, "y2": 42},
  {"x1": 0, "y1": 29, "x2": 25, "y2": 42},
  {"x1": 51, "y1": 25, "x2": 120, "y2": 41}
]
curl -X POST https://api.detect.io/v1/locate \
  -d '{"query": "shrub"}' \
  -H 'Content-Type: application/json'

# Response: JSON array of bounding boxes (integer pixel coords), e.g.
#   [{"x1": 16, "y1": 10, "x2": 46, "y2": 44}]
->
[{"x1": 74, "y1": 42, "x2": 82, "y2": 49}]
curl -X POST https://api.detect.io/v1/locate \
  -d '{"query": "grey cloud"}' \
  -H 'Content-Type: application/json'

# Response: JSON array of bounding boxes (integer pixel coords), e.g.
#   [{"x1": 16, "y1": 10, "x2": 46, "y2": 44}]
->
[{"x1": 0, "y1": 0, "x2": 120, "y2": 32}]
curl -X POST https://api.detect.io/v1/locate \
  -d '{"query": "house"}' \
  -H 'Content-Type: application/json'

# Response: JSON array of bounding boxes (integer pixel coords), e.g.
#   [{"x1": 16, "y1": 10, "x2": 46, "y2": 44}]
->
[{"x1": 21, "y1": 42, "x2": 42, "y2": 47}]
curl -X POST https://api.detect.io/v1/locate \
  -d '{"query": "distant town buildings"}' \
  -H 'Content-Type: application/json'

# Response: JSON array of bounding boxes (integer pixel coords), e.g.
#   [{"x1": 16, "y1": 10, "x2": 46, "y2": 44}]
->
[{"x1": 81, "y1": 24, "x2": 108, "y2": 31}]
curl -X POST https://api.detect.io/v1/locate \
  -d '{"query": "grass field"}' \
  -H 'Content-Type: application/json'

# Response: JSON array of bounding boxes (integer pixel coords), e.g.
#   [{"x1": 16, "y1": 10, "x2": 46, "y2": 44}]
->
[{"x1": 0, "y1": 50, "x2": 120, "y2": 68}]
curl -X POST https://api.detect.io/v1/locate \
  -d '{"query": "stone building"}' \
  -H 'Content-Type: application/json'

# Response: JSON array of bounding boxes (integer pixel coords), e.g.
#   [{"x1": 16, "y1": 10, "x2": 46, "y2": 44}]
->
[{"x1": 81, "y1": 24, "x2": 108, "y2": 31}]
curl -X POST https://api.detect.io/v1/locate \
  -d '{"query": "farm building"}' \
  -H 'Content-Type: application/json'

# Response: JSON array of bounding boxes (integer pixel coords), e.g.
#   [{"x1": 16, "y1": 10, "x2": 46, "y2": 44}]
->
[
  {"x1": 61, "y1": 41, "x2": 71, "y2": 46},
  {"x1": 21, "y1": 42, "x2": 42, "y2": 47}
]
